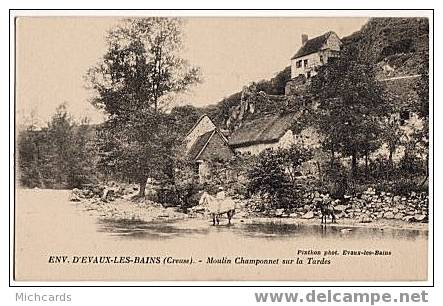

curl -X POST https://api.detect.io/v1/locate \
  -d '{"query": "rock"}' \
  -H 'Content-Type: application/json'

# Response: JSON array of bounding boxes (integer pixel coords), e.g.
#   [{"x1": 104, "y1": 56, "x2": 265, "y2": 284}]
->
[
  {"x1": 334, "y1": 205, "x2": 347, "y2": 213},
  {"x1": 413, "y1": 214, "x2": 427, "y2": 222},
  {"x1": 383, "y1": 211, "x2": 395, "y2": 219},
  {"x1": 402, "y1": 216, "x2": 415, "y2": 222},
  {"x1": 358, "y1": 214, "x2": 372, "y2": 223},
  {"x1": 275, "y1": 208, "x2": 284, "y2": 217},
  {"x1": 101, "y1": 188, "x2": 115, "y2": 201},
  {"x1": 69, "y1": 191, "x2": 81, "y2": 202},
  {"x1": 394, "y1": 212, "x2": 404, "y2": 220},
  {"x1": 301, "y1": 211, "x2": 315, "y2": 219}
]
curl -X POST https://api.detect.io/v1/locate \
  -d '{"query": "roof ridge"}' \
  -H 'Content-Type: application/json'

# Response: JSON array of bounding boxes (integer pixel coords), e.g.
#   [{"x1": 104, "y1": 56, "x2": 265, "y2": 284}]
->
[
  {"x1": 184, "y1": 114, "x2": 211, "y2": 138},
  {"x1": 291, "y1": 31, "x2": 339, "y2": 60}
]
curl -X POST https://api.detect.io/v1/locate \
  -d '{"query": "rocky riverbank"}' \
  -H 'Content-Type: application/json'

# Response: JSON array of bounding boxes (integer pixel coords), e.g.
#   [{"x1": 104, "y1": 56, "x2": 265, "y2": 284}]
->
[{"x1": 69, "y1": 185, "x2": 429, "y2": 230}]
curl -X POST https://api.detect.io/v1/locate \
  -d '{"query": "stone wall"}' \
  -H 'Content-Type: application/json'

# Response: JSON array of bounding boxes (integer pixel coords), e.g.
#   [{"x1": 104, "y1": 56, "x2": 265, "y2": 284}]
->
[{"x1": 246, "y1": 187, "x2": 429, "y2": 223}]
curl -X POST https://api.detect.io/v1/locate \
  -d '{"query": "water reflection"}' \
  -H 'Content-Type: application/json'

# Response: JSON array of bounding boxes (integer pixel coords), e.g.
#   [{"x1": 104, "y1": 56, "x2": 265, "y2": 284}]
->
[
  {"x1": 240, "y1": 222, "x2": 428, "y2": 241},
  {"x1": 98, "y1": 218, "x2": 210, "y2": 239},
  {"x1": 98, "y1": 218, "x2": 428, "y2": 241}
]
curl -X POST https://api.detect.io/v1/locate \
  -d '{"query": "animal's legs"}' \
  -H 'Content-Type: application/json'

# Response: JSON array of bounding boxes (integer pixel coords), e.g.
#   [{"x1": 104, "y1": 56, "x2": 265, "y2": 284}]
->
[
  {"x1": 227, "y1": 210, "x2": 234, "y2": 224},
  {"x1": 212, "y1": 214, "x2": 216, "y2": 226}
]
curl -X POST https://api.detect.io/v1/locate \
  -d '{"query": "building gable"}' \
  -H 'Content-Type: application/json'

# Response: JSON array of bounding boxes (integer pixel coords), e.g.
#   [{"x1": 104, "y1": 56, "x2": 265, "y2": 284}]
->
[
  {"x1": 197, "y1": 131, "x2": 234, "y2": 162},
  {"x1": 291, "y1": 31, "x2": 341, "y2": 60},
  {"x1": 184, "y1": 114, "x2": 233, "y2": 162},
  {"x1": 184, "y1": 115, "x2": 218, "y2": 151}
]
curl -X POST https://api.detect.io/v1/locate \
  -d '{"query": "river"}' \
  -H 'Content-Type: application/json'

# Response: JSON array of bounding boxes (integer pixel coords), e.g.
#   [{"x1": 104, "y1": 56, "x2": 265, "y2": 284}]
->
[{"x1": 14, "y1": 189, "x2": 429, "y2": 281}]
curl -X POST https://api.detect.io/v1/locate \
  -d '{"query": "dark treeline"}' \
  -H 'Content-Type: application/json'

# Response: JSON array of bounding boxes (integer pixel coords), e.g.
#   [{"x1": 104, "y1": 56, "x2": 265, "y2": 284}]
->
[
  {"x1": 17, "y1": 104, "x2": 98, "y2": 189},
  {"x1": 17, "y1": 103, "x2": 204, "y2": 190}
]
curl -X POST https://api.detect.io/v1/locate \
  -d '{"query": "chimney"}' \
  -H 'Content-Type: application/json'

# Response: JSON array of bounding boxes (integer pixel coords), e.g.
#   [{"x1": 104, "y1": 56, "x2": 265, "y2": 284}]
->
[{"x1": 301, "y1": 34, "x2": 308, "y2": 45}]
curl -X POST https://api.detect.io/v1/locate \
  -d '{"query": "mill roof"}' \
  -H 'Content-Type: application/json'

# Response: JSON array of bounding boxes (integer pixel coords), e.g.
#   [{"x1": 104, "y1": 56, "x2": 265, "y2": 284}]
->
[{"x1": 228, "y1": 112, "x2": 297, "y2": 148}]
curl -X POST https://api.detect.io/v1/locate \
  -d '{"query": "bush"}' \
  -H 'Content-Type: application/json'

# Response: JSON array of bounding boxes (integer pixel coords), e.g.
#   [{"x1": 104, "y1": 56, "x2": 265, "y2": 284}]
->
[{"x1": 247, "y1": 146, "x2": 312, "y2": 209}]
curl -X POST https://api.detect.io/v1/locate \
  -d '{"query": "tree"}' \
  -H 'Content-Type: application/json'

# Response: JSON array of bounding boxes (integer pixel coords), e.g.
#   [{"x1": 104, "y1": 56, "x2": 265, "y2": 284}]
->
[
  {"x1": 45, "y1": 103, "x2": 76, "y2": 187},
  {"x1": 412, "y1": 52, "x2": 429, "y2": 184},
  {"x1": 18, "y1": 127, "x2": 45, "y2": 188},
  {"x1": 68, "y1": 117, "x2": 98, "y2": 187},
  {"x1": 86, "y1": 18, "x2": 200, "y2": 197},
  {"x1": 310, "y1": 47, "x2": 389, "y2": 176},
  {"x1": 247, "y1": 146, "x2": 312, "y2": 209},
  {"x1": 169, "y1": 104, "x2": 203, "y2": 134},
  {"x1": 18, "y1": 104, "x2": 97, "y2": 189}
]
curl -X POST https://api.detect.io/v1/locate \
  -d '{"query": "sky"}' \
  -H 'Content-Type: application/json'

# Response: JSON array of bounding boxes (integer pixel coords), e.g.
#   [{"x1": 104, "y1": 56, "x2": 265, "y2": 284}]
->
[{"x1": 16, "y1": 16, "x2": 368, "y2": 126}]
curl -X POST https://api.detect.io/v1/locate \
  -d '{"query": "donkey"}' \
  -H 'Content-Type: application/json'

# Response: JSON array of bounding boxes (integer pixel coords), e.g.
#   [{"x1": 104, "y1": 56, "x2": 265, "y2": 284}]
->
[
  {"x1": 315, "y1": 199, "x2": 336, "y2": 224},
  {"x1": 199, "y1": 192, "x2": 236, "y2": 226}
]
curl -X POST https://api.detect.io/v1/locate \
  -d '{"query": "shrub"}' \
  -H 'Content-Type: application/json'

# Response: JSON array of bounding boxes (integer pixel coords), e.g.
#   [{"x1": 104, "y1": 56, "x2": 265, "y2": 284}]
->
[{"x1": 247, "y1": 146, "x2": 312, "y2": 209}]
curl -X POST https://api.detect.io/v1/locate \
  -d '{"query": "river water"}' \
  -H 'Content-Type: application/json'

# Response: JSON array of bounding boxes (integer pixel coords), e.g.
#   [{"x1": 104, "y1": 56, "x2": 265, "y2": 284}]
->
[{"x1": 15, "y1": 189, "x2": 429, "y2": 281}]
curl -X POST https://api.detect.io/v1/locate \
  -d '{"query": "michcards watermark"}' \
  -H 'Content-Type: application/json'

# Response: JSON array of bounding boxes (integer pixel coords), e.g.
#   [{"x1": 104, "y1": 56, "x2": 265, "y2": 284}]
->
[{"x1": 15, "y1": 293, "x2": 71, "y2": 302}]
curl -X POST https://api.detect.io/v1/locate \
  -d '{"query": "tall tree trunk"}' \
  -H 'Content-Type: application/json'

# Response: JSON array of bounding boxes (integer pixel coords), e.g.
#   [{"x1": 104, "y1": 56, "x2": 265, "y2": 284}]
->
[
  {"x1": 138, "y1": 177, "x2": 147, "y2": 197},
  {"x1": 419, "y1": 153, "x2": 429, "y2": 187},
  {"x1": 388, "y1": 145, "x2": 394, "y2": 164},
  {"x1": 351, "y1": 150, "x2": 358, "y2": 177}
]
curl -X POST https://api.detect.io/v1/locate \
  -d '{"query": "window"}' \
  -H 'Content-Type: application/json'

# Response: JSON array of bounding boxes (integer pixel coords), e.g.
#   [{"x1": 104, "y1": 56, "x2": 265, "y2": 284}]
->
[
  {"x1": 296, "y1": 60, "x2": 302, "y2": 68},
  {"x1": 193, "y1": 162, "x2": 200, "y2": 176},
  {"x1": 303, "y1": 59, "x2": 308, "y2": 67}
]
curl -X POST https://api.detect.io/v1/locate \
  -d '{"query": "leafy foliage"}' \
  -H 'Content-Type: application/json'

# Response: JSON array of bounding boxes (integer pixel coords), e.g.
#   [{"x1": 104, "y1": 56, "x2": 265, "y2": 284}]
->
[
  {"x1": 17, "y1": 104, "x2": 97, "y2": 188},
  {"x1": 309, "y1": 46, "x2": 390, "y2": 175},
  {"x1": 247, "y1": 146, "x2": 312, "y2": 208},
  {"x1": 86, "y1": 18, "x2": 200, "y2": 196}
]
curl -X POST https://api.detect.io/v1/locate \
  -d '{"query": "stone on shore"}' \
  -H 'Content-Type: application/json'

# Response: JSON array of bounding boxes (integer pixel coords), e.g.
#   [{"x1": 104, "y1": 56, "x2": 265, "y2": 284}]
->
[{"x1": 301, "y1": 211, "x2": 315, "y2": 219}]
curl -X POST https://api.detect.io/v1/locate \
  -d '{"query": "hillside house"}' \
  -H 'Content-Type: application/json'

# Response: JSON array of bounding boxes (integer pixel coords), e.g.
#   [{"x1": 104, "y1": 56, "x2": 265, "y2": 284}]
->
[
  {"x1": 183, "y1": 115, "x2": 234, "y2": 183},
  {"x1": 290, "y1": 31, "x2": 342, "y2": 79}
]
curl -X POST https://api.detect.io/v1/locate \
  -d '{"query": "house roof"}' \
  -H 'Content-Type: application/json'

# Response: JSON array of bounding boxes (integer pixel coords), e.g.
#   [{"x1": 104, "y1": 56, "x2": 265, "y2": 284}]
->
[
  {"x1": 228, "y1": 112, "x2": 298, "y2": 148},
  {"x1": 187, "y1": 129, "x2": 216, "y2": 161},
  {"x1": 184, "y1": 115, "x2": 209, "y2": 138},
  {"x1": 184, "y1": 114, "x2": 229, "y2": 143},
  {"x1": 291, "y1": 31, "x2": 335, "y2": 60}
]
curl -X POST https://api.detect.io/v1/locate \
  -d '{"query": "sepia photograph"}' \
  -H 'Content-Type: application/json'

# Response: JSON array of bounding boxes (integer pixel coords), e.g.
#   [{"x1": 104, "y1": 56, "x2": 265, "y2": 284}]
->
[{"x1": 12, "y1": 12, "x2": 431, "y2": 282}]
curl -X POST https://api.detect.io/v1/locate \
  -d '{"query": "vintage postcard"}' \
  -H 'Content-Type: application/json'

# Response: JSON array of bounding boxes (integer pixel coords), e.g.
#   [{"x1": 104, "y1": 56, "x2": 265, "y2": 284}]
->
[{"x1": 12, "y1": 12, "x2": 431, "y2": 282}]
